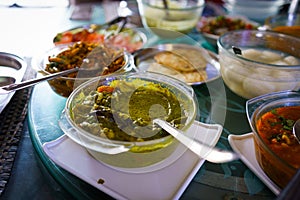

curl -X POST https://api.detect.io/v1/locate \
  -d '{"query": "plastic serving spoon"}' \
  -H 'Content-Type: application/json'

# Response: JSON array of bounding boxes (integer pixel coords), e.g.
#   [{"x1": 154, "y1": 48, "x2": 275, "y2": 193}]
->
[
  {"x1": 293, "y1": 119, "x2": 300, "y2": 143},
  {"x1": 0, "y1": 68, "x2": 79, "y2": 95},
  {"x1": 153, "y1": 119, "x2": 239, "y2": 163}
]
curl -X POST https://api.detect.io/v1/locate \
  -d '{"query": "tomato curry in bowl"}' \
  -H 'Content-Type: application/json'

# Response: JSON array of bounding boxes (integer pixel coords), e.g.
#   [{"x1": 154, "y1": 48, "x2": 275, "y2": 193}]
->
[{"x1": 246, "y1": 90, "x2": 300, "y2": 189}]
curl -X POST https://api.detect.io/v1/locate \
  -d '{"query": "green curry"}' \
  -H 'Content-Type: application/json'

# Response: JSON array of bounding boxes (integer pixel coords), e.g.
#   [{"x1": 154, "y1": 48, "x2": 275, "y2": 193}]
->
[{"x1": 71, "y1": 79, "x2": 187, "y2": 142}]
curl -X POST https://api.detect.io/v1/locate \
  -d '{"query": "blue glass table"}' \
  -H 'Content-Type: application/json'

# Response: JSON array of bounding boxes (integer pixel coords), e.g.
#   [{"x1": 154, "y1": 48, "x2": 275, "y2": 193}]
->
[
  {"x1": 27, "y1": 61, "x2": 276, "y2": 199},
  {"x1": 17, "y1": 1, "x2": 277, "y2": 199}
]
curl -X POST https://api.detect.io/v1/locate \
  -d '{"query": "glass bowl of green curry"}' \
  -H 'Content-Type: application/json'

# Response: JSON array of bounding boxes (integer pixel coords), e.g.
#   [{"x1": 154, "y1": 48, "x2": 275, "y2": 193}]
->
[{"x1": 59, "y1": 72, "x2": 198, "y2": 169}]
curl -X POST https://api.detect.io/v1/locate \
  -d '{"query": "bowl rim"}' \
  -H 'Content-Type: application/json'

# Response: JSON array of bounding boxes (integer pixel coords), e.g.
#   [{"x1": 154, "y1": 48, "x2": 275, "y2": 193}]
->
[
  {"x1": 264, "y1": 13, "x2": 300, "y2": 27},
  {"x1": 202, "y1": 32, "x2": 219, "y2": 40},
  {"x1": 63, "y1": 71, "x2": 198, "y2": 147},
  {"x1": 224, "y1": 0, "x2": 286, "y2": 6},
  {"x1": 218, "y1": 29, "x2": 300, "y2": 69},
  {"x1": 246, "y1": 90, "x2": 300, "y2": 171},
  {"x1": 37, "y1": 43, "x2": 134, "y2": 80},
  {"x1": 139, "y1": 0, "x2": 205, "y2": 10}
]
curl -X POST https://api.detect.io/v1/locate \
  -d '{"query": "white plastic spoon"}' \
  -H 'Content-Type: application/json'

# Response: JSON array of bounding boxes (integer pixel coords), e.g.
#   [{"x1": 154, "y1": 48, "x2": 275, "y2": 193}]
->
[{"x1": 153, "y1": 119, "x2": 239, "y2": 163}]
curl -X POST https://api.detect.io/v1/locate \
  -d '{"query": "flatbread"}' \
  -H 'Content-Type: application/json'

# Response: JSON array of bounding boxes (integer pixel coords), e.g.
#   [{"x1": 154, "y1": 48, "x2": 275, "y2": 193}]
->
[
  {"x1": 147, "y1": 63, "x2": 186, "y2": 82},
  {"x1": 173, "y1": 49, "x2": 207, "y2": 70},
  {"x1": 154, "y1": 49, "x2": 207, "y2": 72},
  {"x1": 182, "y1": 70, "x2": 207, "y2": 83},
  {"x1": 154, "y1": 51, "x2": 195, "y2": 72},
  {"x1": 148, "y1": 62, "x2": 207, "y2": 83}
]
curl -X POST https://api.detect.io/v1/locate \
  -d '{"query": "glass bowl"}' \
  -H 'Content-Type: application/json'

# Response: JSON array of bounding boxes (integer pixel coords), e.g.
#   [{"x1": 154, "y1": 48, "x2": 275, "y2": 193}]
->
[
  {"x1": 34, "y1": 42, "x2": 133, "y2": 97},
  {"x1": 223, "y1": 0, "x2": 286, "y2": 23},
  {"x1": 59, "y1": 72, "x2": 198, "y2": 169},
  {"x1": 264, "y1": 13, "x2": 300, "y2": 38},
  {"x1": 218, "y1": 30, "x2": 300, "y2": 99},
  {"x1": 137, "y1": 0, "x2": 205, "y2": 34},
  {"x1": 246, "y1": 90, "x2": 300, "y2": 188}
]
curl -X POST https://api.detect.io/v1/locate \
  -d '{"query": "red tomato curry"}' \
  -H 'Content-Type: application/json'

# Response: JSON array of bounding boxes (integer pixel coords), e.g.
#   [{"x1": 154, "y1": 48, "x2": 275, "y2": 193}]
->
[{"x1": 256, "y1": 106, "x2": 300, "y2": 168}]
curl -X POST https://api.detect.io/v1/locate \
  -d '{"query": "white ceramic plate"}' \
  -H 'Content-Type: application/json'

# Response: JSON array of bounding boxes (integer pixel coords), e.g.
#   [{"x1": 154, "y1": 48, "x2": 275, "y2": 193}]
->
[
  {"x1": 0, "y1": 52, "x2": 27, "y2": 113},
  {"x1": 228, "y1": 133, "x2": 281, "y2": 195},
  {"x1": 43, "y1": 121, "x2": 222, "y2": 200}
]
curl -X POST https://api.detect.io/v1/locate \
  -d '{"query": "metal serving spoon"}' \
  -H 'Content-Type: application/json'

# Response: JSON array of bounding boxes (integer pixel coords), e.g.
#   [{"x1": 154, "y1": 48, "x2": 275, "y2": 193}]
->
[
  {"x1": 293, "y1": 119, "x2": 300, "y2": 143},
  {"x1": 153, "y1": 119, "x2": 239, "y2": 163},
  {"x1": 0, "y1": 68, "x2": 79, "y2": 95}
]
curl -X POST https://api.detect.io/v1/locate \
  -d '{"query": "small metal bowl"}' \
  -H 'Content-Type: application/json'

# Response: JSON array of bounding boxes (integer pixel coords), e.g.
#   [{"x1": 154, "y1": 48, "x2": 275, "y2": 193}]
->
[{"x1": 0, "y1": 52, "x2": 27, "y2": 113}]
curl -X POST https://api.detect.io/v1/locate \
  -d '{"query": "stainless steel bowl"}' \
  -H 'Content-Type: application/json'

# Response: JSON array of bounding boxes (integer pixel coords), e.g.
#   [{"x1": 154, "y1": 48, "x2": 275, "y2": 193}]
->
[{"x1": 0, "y1": 52, "x2": 27, "y2": 113}]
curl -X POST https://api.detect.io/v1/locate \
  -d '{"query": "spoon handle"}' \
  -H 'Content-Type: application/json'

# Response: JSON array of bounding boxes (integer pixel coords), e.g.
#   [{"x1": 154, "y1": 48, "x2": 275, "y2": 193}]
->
[
  {"x1": 0, "y1": 67, "x2": 79, "y2": 94},
  {"x1": 288, "y1": 0, "x2": 299, "y2": 26},
  {"x1": 288, "y1": 0, "x2": 299, "y2": 15},
  {"x1": 153, "y1": 119, "x2": 239, "y2": 163}
]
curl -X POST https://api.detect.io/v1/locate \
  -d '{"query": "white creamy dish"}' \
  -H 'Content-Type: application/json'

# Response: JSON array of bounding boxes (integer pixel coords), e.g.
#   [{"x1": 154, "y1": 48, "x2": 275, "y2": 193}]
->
[{"x1": 219, "y1": 48, "x2": 300, "y2": 99}]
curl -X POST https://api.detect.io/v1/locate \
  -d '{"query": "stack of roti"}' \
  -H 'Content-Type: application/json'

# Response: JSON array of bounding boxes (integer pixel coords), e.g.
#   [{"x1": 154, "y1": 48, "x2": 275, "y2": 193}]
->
[{"x1": 149, "y1": 48, "x2": 208, "y2": 83}]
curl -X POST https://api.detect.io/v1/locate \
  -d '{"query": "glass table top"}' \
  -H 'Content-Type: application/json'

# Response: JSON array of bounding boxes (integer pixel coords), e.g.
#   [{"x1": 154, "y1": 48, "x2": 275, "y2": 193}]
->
[
  {"x1": 0, "y1": 0, "x2": 282, "y2": 198},
  {"x1": 27, "y1": 59, "x2": 276, "y2": 199}
]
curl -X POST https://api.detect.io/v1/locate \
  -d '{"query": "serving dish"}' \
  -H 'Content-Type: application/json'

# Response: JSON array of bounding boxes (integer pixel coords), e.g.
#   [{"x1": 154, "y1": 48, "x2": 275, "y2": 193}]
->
[
  {"x1": 44, "y1": 120, "x2": 222, "y2": 199},
  {"x1": 134, "y1": 43, "x2": 220, "y2": 85},
  {"x1": 218, "y1": 30, "x2": 300, "y2": 99},
  {"x1": 53, "y1": 17, "x2": 147, "y2": 53},
  {"x1": 0, "y1": 52, "x2": 27, "y2": 113},
  {"x1": 59, "y1": 72, "x2": 199, "y2": 168},
  {"x1": 264, "y1": 13, "x2": 300, "y2": 38},
  {"x1": 246, "y1": 90, "x2": 300, "y2": 189},
  {"x1": 196, "y1": 15, "x2": 259, "y2": 47},
  {"x1": 32, "y1": 42, "x2": 133, "y2": 97},
  {"x1": 223, "y1": 0, "x2": 286, "y2": 23},
  {"x1": 137, "y1": 0, "x2": 205, "y2": 34}
]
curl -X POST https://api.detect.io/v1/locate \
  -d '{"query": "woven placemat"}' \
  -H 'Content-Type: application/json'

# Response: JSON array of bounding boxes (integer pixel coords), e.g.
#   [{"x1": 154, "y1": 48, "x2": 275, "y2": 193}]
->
[
  {"x1": 0, "y1": 87, "x2": 32, "y2": 196},
  {"x1": 0, "y1": 57, "x2": 34, "y2": 196}
]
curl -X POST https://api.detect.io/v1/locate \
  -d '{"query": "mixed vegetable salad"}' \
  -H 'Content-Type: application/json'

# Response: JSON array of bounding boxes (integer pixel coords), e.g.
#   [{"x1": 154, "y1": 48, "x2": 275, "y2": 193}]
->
[
  {"x1": 197, "y1": 15, "x2": 258, "y2": 36},
  {"x1": 53, "y1": 24, "x2": 145, "y2": 53}
]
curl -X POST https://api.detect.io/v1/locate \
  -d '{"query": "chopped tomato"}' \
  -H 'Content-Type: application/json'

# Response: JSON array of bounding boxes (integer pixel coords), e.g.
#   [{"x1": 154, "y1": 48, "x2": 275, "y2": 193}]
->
[
  {"x1": 56, "y1": 32, "x2": 73, "y2": 44},
  {"x1": 54, "y1": 27, "x2": 143, "y2": 52},
  {"x1": 73, "y1": 30, "x2": 90, "y2": 42},
  {"x1": 97, "y1": 85, "x2": 114, "y2": 93},
  {"x1": 84, "y1": 32, "x2": 105, "y2": 43}
]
